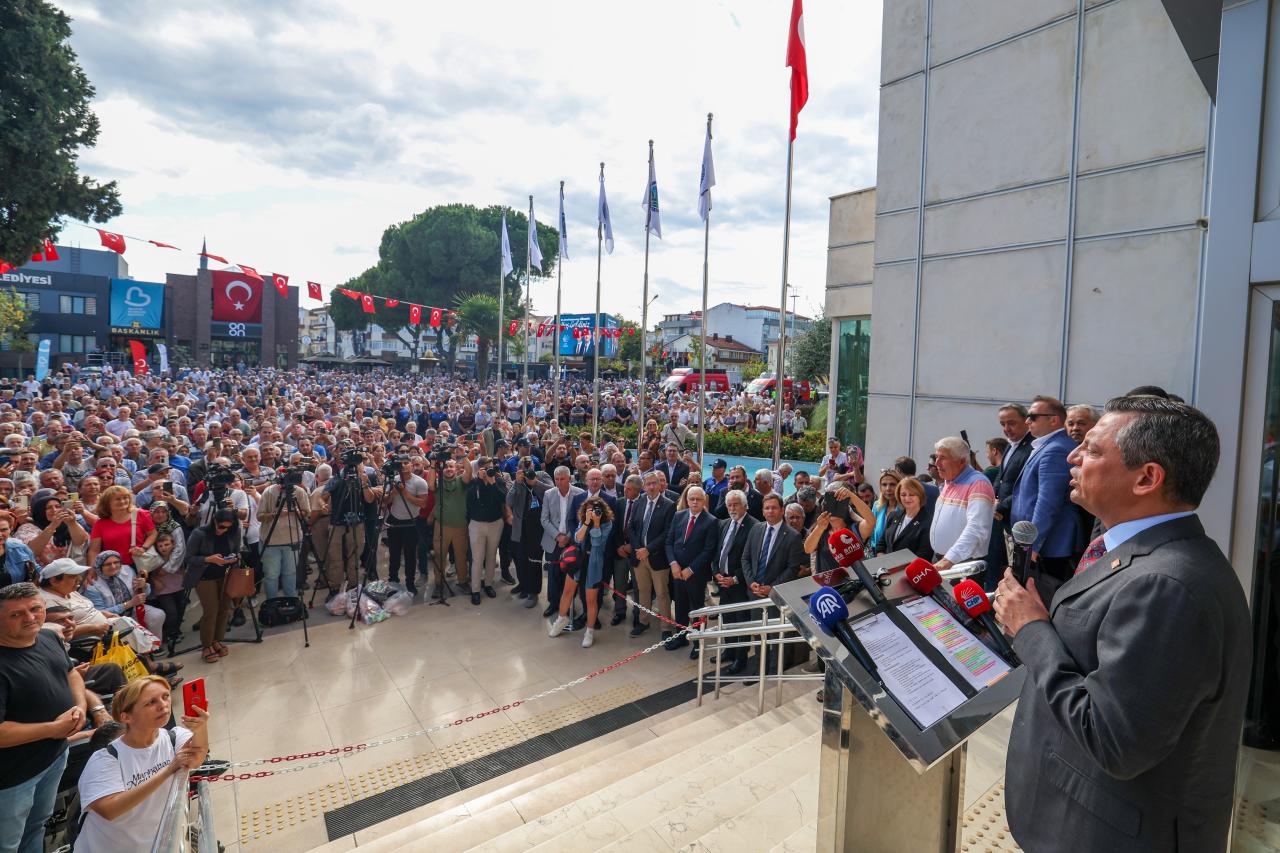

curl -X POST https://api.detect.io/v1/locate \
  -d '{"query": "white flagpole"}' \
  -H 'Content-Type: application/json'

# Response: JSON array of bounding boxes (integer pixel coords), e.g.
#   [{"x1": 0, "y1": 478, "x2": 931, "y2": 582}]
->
[
  {"x1": 697, "y1": 113, "x2": 713, "y2": 470},
  {"x1": 772, "y1": 144, "x2": 795, "y2": 469},
  {"x1": 638, "y1": 141, "x2": 654, "y2": 450},
  {"x1": 496, "y1": 218, "x2": 506, "y2": 385},
  {"x1": 593, "y1": 163, "x2": 604, "y2": 447},
  {"x1": 553, "y1": 182, "x2": 564, "y2": 427},
  {"x1": 523, "y1": 195, "x2": 533, "y2": 416}
]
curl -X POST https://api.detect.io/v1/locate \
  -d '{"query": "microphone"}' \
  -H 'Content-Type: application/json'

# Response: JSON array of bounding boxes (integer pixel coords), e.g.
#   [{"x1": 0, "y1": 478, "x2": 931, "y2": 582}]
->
[
  {"x1": 1010, "y1": 520, "x2": 1037, "y2": 584},
  {"x1": 903, "y1": 558, "x2": 977, "y2": 630},
  {"x1": 953, "y1": 579, "x2": 1019, "y2": 665},
  {"x1": 808, "y1": 586, "x2": 880, "y2": 684},
  {"x1": 826, "y1": 528, "x2": 887, "y2": 605},
  {"x1": 812, "y1": 566, "x2": 865, "y2": 603}
]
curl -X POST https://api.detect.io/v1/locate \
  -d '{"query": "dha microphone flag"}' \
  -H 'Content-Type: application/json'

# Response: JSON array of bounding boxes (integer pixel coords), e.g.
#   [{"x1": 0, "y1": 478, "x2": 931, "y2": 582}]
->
[
  {"x1": 528, "y1": 202, "x2": 543, "y2": 273},
  {"x1": 558, "y1": 184, "x2": 569, "y2": 261},
  {"x1": 500, "y1": 212, "x2": 514, "y2": 277},
  {"x1": 641, "y1": 145, "x2": 662, "y2": 238},
  {"x1": 598, "y1": 170, "x2": 615, "y2": 254},
  {"x1": 699, "y1": 122, "x2": 716, "y2": 222}
]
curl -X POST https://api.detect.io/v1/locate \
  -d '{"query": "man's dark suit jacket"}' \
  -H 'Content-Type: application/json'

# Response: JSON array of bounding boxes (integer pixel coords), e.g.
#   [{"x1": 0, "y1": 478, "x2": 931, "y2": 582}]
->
[
  {"x1": 1006, "y1": 514, "x2": 1250, "y2": 853},
  {"x1": 665, "y1": 509, "x2": 719, "y2": 583},
  {"x1": 740, "y1": 521, "x2": 806, "y2": 592},
  {"x1": 714, "y1": 514, "x2": 758, "y2": 604},
  {"x1": 627, "y1": 494, "x2": 676, "y2": 569},
  {"x1": 995, "y1": 432, "x2": 1033, "y2": 519},
  {"x1": 660, "y1": 460, "x2": 691, "y2": 490},
  {"x1": 712, "y1": 485, "x2": 764, "y2": 521}
]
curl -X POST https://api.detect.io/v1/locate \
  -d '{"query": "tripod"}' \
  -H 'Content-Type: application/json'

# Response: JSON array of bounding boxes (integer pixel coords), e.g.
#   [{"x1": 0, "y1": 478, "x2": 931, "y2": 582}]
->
[{"x1": 258, "y1": 478, "x2": 313, "y2": 648}]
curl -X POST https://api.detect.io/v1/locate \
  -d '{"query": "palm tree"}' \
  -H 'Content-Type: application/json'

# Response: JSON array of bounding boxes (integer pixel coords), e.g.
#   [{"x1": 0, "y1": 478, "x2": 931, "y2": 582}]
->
[{"x1": 454, "y1": 293, "x2": 501, "y2": 381}]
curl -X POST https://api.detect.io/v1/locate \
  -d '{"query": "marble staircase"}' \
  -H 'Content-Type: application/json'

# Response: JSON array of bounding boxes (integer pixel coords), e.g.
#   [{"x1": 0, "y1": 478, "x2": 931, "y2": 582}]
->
[{"x1": 315, "y1": 679, "x2": 823, "y2": 852}]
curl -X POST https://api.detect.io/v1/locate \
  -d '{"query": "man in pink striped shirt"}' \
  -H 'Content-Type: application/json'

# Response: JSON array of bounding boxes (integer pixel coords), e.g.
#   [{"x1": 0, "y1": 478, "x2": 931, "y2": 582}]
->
[{"x1": 928, "y1": 436, "x2": 996, "y2": 571}]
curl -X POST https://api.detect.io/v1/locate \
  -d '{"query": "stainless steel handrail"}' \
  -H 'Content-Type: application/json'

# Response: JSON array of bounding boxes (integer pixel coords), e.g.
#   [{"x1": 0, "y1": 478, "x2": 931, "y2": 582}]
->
[{"x1": 150, "y1": 770, "x2": 189, "y2": 853}]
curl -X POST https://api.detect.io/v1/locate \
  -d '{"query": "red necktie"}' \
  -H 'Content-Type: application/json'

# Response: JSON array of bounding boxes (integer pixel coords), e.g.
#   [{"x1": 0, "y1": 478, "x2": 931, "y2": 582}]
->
[
  {"x1": 1075, "y1": 536, "x2": 1107, "y2": 575},
  {"x1": 685, "y1": 514, "x2": 696, "y2": 542}
]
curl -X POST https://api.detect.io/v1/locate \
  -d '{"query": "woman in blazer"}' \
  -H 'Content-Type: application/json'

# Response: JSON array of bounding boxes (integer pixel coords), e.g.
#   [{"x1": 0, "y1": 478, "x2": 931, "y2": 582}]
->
[{"x1": 884, "y1": 477, "x2": 934, "y2": 560}]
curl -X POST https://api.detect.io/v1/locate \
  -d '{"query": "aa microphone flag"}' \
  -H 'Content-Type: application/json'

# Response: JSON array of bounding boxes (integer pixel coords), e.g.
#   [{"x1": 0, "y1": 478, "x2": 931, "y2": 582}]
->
[
  {"x1": 558, "y1": 184, "x2": 569, "y2": 261},
  {"x1": 699, "y1": 122, "x2": 716, "y2": 222},
  {"x1": 500, "y1": 212, "x2": 514, "y2": 277},
  {"x1": 787, "y1": 0, "x2": 809, "y2": 140},
  {"x1": 641, "y1": 145, "x2": 662, "y2": 238},
  {"x1": 598, "y1": 171, "x2": 615, "y2": 254},
  {"x1": 528, "y1": 202, "x2": 543, "y2": 273}
]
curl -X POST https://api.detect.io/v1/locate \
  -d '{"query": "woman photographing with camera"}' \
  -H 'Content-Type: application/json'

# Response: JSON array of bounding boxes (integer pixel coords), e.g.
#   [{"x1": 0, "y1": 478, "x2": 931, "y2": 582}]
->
[
  {"x1": 548, "y1": 495, "x2": 613, "y2": 648},
  {"x1": 75, "y1": 676, "x2": 209, "y2": 852},
  {"x1": 185, "y1": 509, "x2": 240, "y2": 664}
]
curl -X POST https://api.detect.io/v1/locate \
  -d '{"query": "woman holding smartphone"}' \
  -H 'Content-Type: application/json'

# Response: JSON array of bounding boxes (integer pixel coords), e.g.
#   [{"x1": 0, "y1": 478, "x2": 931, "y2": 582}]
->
[
  {"x1": 75, "y1": 676, "x2": 209, "y2": 852},
  {"x1": 548, "y1": 496, "x2": 613, "y2": 649},
  {"x1": 185, "y1": 509, "x2": 241, "y2": 663}
]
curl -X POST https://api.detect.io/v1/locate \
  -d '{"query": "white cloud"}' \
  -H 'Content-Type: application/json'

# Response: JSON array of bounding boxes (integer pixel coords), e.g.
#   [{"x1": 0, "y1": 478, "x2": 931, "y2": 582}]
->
[{"x1": 56, "y1": 0, "x2": 881, "y2": 323}]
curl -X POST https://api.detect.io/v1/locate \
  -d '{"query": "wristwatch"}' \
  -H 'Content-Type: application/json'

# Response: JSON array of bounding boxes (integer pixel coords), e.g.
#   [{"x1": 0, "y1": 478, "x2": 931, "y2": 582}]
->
[{"x1": 88, "y1": 704, "x2": 107, "y2": 718}]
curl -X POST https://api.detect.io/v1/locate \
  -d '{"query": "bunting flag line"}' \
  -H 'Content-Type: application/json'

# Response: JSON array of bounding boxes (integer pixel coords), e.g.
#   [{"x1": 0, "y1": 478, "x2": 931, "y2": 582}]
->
[
  {"x1": 307, "y1": 281, "x2": 322, "y2": 300},
  {"x1": 430, "y1": 307, "x2": 443, "y2": 328},
  {"x1": 271, "y1": 273, "x2": 289, "y2": 298},
  {"x1": 385, "y1": 299, "x2": 400, "y2": 308},
  {"x1": 361, "y1": 294, "x2": 376, "y2": 314},
  {"x1": 409, "y1": 304, "x2": 422, "y2": 325},
  {"x1": 149, "y1": 240, "x2": 180, "y2": 250}
]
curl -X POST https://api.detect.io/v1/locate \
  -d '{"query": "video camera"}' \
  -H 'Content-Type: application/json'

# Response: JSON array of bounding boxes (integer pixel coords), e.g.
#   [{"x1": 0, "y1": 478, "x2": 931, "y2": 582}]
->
[
  {"x1": 427, "y1": 440, "x2": 456, "y2": 463},
  {"x1": 382, "y1": 455, "x2": 408, "y2": 479},
  {"x1": 340, "y1": 447, "x2": 365, "y2": 469},
  {"x1": 278, "y1": 466, "x2": 306, "y2": 488},
  {"x1": 205, "y1": 462, "x2": 236, "y2": 490}
]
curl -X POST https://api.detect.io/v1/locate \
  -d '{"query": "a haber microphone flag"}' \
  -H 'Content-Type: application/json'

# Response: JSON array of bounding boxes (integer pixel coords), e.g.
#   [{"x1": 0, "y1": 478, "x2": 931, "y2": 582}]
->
[
  {"x1": 211, "y1": 270, "x2": 264, "y2": 323},
  {"x1": 129, "y1": 340, "x2": 149, "y2": 375},
  {"x1": 271, "y1": 273, "x2": 289, "y2": 298},
  {"x1": 307, "y1": 281, "x2": 322, "y2": 300},
  {"x1": 787, "y1": 0, "x2": 809, "y2": 140},
  {"x1": 97, "y1": 230, "x2": 126, "y2": 254}
]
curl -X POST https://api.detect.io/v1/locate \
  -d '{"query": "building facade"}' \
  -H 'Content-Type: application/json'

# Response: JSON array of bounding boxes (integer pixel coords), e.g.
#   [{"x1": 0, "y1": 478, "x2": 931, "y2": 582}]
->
[{"x1": 658, "y1": 302, "x2": 812, "y2": 372}]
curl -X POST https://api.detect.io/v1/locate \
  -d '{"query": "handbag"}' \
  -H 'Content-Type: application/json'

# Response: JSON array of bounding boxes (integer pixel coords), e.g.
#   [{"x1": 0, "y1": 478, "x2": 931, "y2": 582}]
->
[
  {"x1": 224, "y1": 564, "x2": 256, "y2": 599},
  {"x1": 131, "y1": 510, "x2": 164, "y2": 574},
  {"x1": 91, "y1": 629, "x2": 149, "y2": 682},
  {"x1": 110, "y1": 615, "x2": 162, "y2": 654}
]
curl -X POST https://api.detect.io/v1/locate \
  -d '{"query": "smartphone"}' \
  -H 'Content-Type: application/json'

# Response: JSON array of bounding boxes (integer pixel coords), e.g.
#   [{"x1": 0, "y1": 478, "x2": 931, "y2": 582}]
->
[
  {"x1": 822, "y1": 491, "x2": 850, "y2": 519},
  {"x1": 182, "y1": 678, "x2": 208, "y2": 717},
  {"x1": 12, "y1": 494, "x2": 28, "y2": 511},
  {"x1": 68, "y1": 492, "x2": 79, "y2": 504}
]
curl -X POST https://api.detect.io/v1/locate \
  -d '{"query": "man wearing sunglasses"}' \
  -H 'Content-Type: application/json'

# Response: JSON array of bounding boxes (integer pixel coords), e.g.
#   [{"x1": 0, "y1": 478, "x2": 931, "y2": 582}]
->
[{"x1": 1010, "y1": 395, "x2": 1077, "y2": 586}]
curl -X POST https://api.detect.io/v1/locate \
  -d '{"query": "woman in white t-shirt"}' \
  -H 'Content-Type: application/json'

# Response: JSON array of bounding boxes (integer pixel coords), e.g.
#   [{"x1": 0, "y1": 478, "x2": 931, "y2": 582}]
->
[{"x1": 76, "y1": 675, "x2": 209, "y2": 852}]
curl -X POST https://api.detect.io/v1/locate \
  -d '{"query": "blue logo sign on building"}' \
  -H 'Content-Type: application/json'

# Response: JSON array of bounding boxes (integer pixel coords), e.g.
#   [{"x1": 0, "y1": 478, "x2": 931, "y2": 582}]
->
[{"x1": 109, "y1": 279, "x2": 165, "y2": 337}]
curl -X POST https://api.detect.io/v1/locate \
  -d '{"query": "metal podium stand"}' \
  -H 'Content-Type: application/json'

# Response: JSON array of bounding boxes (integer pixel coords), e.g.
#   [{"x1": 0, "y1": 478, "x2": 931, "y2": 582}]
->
[{"x1": 771, "y1": 549, "x2": 1026, "y2": 853}]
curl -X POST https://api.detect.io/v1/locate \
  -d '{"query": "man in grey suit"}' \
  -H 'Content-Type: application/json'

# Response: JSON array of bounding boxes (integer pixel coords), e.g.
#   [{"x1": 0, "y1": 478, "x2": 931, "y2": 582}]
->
[
  {"x1": 995, "y1": 396, "x2": 1250, "y2": 853},
  {"x1": 539, "y1": 466, "x2": 584, "y2": 620}
]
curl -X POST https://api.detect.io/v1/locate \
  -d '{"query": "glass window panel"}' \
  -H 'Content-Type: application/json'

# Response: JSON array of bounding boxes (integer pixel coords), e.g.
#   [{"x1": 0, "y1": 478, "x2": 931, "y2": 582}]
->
[{"x1": 834, "y1": 317, "x2": 872, "y2": 451}]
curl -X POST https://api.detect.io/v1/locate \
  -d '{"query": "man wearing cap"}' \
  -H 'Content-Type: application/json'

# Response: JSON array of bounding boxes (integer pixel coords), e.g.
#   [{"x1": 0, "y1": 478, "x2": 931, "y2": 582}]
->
[
  {"x1": 0, "y1": 581, "x2": 90, "y2": 853},
  {"x1": 703, "y1": 459, "x2": 730, "y2": 515}
]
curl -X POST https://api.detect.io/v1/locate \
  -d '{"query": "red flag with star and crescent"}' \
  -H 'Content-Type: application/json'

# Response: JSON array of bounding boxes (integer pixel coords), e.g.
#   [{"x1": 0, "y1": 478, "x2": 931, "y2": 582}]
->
[
  {"x1": 307, "y1": 281, "x2": 322, "y2": 300},
  {"x1": 338, "y1": 288, "x2": 360, "y2": 300},
  {"x1": 237, "y1": 264, "x2": 263, "y2": 282},
  {"x1": 271, "y1": 273, "x2": 289, "y2": 298},
  {"x1": 97, "y1": 230, "x2": 126, "y2": 255},
  {"x1": 430, "y1": 308, "x2": 443, "y2": 328},
  {"x1": 385, "y1": 299, "x2": 400, "y2": 308},
  {"x1": 361, "y1": 294, "x2": 376, "y2": 314},
  {"x1": 211, "y1": 270, "x2": 264, "y2": 323},
  {"x1": 409, "y1": 305, "x2": 422, "y2": 325},
  {"x1": 129, "y1": 340, "x2": 149, "y2": 375}
]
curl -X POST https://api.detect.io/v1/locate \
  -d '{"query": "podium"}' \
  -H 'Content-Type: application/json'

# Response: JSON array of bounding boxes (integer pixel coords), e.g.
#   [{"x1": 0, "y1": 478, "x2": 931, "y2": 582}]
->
[{"x1": 772, "y1": 550, "x2": 1025, "y2": 853}]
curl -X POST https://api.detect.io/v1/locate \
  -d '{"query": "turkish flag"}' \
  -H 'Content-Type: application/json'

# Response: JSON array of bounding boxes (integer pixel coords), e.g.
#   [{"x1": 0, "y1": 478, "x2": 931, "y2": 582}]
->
[
  {"x1": 271, "y1": 273, "x2": 289, "y2": 298},
  {"x1": 0, "y1": 261, "x2": 12, "y2": 275},
  {"x1": 430, "y1": 308, "x2": 442, "y2": 328},
  {"x1": 787, "y1": 0, "x2": 808, "y2": 141},
  {"x1": 149, "y1": 240, "x2": 180, "y2": 250},
  {"x1": 361, "y1": 294, "x2": 375, "y2": 314},
  {"x1": 129, "y1": 340, "x2": 149, "y2": 375},
  {"x1": 97, "y1": 229, "x2": 126, "y2": 254},
  {"x1": 31, "y1": 239, "x2": 58, "y2": 262},
  {"x1": 211, "y1": 270, "x2": 264, "y2": 323},
  {"x1": 385, "y1": 299, "x2": 400, "y2": 308},
  {"x1": 237, "y1": 264, "x2": 263, "y2": 281},
  {"x1": 409, "y1": 305, "x2": 422, "y2": 325},
  {"x1": 508, "y1": 320, "x2": 518, "y2": 336},
  {"x1": 338, "y1": 288, "x2": 360, "y2": 300},
  {"x1": 307, "y1": 281, "x2": 322, "y2": 300},
  {"x1": 200, "y1": 251, "x2": 228, "y2": 264}
]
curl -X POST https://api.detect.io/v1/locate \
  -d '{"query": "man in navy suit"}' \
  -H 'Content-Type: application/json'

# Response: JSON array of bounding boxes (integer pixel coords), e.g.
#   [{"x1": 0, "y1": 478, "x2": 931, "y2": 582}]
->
[
  {"x1": 664, "y1": 486, "x2": 719, "y2": 655},
  {"x1": 1011, "y1": 395, "x2": 1078, "y2": 584},
  {"x1": 627, "y1": 470, "x2": 676, "y2": 640}
]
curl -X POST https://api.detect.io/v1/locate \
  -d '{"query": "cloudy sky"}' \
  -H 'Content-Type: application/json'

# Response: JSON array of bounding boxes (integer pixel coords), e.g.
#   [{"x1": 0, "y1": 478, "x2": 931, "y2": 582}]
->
[{"x1": 54, "y1": 0, "x2": 881, "y2": 323}]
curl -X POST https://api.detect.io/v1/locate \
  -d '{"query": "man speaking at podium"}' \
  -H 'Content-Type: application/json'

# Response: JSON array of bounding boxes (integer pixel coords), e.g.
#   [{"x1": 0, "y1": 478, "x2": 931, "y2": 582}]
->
[{"x1": 994, "y1": 396, "x2": 1249, "y2": 853}]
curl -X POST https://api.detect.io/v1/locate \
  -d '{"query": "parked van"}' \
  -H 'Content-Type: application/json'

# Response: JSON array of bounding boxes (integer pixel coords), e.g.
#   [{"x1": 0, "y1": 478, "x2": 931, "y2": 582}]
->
[
  {"x1": 661, "y1": 370, "x2": 731, "y2": 393},
  {"x1": 745, "y1": 373, "x2": 813, "y2": 402}
]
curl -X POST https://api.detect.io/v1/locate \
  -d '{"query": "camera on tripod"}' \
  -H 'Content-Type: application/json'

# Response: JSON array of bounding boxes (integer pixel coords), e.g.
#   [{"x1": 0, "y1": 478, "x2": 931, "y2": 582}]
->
[
  {"x1": 382, "y1": 455, "x2": 407, "y2": 479},
  {"x1": 340, "y1": 447, "x2": 365, "y2": 470},
  {"x1": 279, "y1": 466, "x2": 306, "y2": 488},
  {"x1": 428, "y1": 441, "x2": 456, "y2": 462},
  {"x1": 205, "y1": 462, "x2": 236, "y2": 489}
]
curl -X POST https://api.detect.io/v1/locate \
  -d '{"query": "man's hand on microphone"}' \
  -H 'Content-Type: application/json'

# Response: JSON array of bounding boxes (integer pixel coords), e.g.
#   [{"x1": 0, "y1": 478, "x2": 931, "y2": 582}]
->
[{"x1": 994, "y1": 567, "x2": 1048, "y2": 637}]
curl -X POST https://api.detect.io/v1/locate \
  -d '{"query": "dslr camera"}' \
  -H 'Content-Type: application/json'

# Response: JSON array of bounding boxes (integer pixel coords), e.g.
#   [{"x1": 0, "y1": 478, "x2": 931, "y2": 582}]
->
[
  {"x1": 278, "y1": 466, "x2": 305, "y2": 488},
  {"x1": 340, "y1": 447, "x2": 365, "y2": 468},
  {"x1": 205, "y1": 462, "x2": 235, "y2": 490}
]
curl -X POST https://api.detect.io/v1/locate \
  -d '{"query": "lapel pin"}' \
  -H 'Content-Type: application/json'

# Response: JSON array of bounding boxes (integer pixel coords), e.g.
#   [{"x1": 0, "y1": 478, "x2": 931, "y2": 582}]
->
[{"x1": 1111, "y1": 559, "x2": 1121, "y2": 569}]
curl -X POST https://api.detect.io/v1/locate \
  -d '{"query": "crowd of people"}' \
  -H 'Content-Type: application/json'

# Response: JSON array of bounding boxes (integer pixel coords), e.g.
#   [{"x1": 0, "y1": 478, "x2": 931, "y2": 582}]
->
[{"x1": 0, "y1": 360, "x2": 1177, "y2": 851}]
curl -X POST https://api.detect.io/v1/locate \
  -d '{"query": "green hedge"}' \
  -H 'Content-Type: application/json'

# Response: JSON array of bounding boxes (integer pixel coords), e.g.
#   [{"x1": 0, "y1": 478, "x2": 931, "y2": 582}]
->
[{"x1": 595, "y1": 423, "x2": 825, "y2": 462}]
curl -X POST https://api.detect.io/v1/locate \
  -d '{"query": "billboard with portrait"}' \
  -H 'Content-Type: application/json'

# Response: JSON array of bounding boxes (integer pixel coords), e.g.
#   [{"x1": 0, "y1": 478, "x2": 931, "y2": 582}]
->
[{"x1": 557, "y1": 313, "x2": 619, "y2": 358}]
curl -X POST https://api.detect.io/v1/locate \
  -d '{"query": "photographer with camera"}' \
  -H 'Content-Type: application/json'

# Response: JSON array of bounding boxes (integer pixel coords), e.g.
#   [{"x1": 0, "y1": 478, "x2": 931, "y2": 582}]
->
[
  {"x1": 257, "y1": 470, "x2": 311, "y2": 600},
  {"x1": 382, "y1": 455, "x2": 428, "y2": 595},
  {"x1": 465, "y1": 456, "x2": 508, "y2": 606},
  {"x1": 189, "y1": 458, "x2": 249, "y2": 528},
  {"x1": 322, "y1": 443, "x2": 382, "y2": 595}
]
